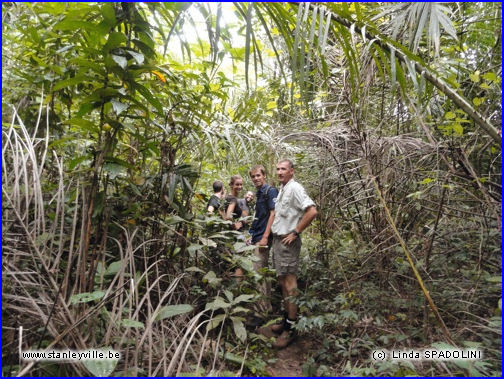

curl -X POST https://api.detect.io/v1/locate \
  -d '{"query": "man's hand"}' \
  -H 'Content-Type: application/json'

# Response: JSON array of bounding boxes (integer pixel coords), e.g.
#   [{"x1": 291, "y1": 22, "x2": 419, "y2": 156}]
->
[
  {"x1": 282, "y1": 232, "x2": 298, "y2": 245},
  {"x1": 257, "y1": 236, "x2": 269, "y2": 247},
  {"x1": 233, "y1": 221, "x2": 243, "y2": 230}
]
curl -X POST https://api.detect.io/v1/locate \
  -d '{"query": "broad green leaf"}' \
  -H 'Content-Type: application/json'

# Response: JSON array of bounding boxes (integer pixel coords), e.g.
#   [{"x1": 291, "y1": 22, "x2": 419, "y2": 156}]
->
[
  {"x1": 82, "y1": 349, "x2": 119, "y2": 377},
  {"x1": 266, "y1": 101, "x2": 277, "y2": 110},
  {"x1": 135, "y1": 84, "x2": 163, "y2": 114},
  {"x1": 233, "y1": 241, "x2": 257, "y2": 253},
  {"x1": 469, "y1": 71, "x2": 480, "y2": 83},
  {"x1": 420, "y1": 178, "x2": 434, "y2": 185},
  {"x1": 482, "y1": 72, "x2": 497, "y2": 82},
  {"x1": 76, "y1": 103, "x2": 97, "y2": 118},
  {"x1": 232, "y1": 317, "x2": 247, "y2": 342},
  {"x1": 472, "y1": 97, "x2": 485, "y2": 106},
  {"x1": 53, "y1": 75, "x2": 87, "y2": 91},
  {"x1": 444, "y1": 111, "x2": 455, "y2": 120},
  {"x1": 70, "y1": 291, "x2": 105, "y2": 304},
  {"x1": 91, "y1": 87, "x2": 120, "y2": 100},
  {"x1": 187, "y1": 244, "x2": 204, "y2": 253},
  {"x1": 105, "y1": 261, "x2": 122, "y2": 277},
  {"x1": 68, "y1": 155, "x2": 92, "y2": 170},
  {"x1": 223, "y1": 290, "x2": 234, "y2": 302},
  {"x1": 163, "y1": 215, "x2": 185, "y2": 225},
  {"x1": 222, "y1": 352, "x2": 244, "y2": 366},
  {"x1": 101, "y1": 3, "x2": 116, "y2": 27},
  {"x1": 184, "y1": 266, "x2": 205, "y2": 273},
  {"x1": 132, "y1": 39, "x2": 156, "y2": 58},
  {"x1": 104, "y1": 32, "x2": 127, "y2": 52},
  {"x1": 95, "y1": 261, "x2": 104, "y2": 277},
  {"x1": 206, "y1": 314, "x2": 226, "y2": 331},
  {"x1": 27, "y1": 26, "x2": 40, "y2": 43},
  {"x1": 230, "y1": 306, "x2": 250, "y2": 315},
  {"x1": 203, "y1": 271, "x2": 222, "y2": 288},
  {"x1": 155, "y1": 304, "x2": 194, "y2": 321},
  {"x1": 120, "y1": 319, "x2": 145, "y2": 329},
  {"x1": 452, "y1": 123, "x2": 463, "y2": 136},
  {"x1": 237, "y1": 256, "x2": 255, "y2": 273},
  {"x1": 54, "y1": 20, "x2": 97, "y2": 32},
  {"x1": 233, "y1": 294, "x2": 255, "y2": 304},
  {"x1": 38, "y1": 2, "x2": 67, "y2": 15},
  {"x1": 205, "y1": 297, "x2": 231, "y2": 311}
]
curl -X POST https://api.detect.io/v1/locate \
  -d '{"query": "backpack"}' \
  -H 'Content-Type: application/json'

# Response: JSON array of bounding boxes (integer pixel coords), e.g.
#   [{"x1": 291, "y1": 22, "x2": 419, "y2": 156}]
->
[{"x1": 261, "y1": 184, "x2": 275, "y2": 205}]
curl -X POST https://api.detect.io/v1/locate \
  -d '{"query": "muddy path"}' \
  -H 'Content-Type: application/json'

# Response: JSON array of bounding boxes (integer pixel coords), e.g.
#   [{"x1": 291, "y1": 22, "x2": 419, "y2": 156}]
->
[{"x1": 266, "y1": 337, "x2": 313, "y2": 377}]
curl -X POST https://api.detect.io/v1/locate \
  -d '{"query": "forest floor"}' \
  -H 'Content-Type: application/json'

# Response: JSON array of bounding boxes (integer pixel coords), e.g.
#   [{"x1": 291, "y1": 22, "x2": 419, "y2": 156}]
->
[{"x1": 266, "y1": 337, "x2": 312, "y2": 377}]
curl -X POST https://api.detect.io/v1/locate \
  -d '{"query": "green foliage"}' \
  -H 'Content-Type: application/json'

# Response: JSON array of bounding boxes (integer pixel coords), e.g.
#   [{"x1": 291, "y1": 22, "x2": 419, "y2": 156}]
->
[
  {"x1": 82, "y1": 350, "x2": 120, "y2": 377},
  {"x1": 70, "y1": 291, "x2": 106, "y2": 304},
  {"x1": 155, "y1": 304, "x2": 194, "y2": 321},
  {"x1": 2, "y1": 1, "x2": 501, "y2": 377},
  {"x1": 205, "y1": 292, "x2": 257, "y2": 343}
]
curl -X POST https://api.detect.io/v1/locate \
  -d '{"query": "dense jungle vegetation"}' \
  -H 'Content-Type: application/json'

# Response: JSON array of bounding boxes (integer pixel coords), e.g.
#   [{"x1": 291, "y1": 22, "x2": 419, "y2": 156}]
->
[{"x1": 2, "y1": 2, "x2": 501, "y2": 377}]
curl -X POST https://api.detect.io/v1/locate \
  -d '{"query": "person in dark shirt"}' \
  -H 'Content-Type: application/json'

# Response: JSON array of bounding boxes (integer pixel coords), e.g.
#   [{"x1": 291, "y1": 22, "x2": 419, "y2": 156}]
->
[
  {"x1": 206, "y1": 180, "x2": 225, "y2": 218},
  {"x1": 248, "y1": 165, "x2": 278, "y2": 315}
]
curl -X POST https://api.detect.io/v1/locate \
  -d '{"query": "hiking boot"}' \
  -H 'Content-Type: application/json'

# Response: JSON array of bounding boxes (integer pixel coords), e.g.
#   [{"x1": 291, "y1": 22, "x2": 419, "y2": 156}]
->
[
  {"x1": 270, "y1": 322, "x2": 284, "y2": 333},
  {"x1": 245, "y1": 315, "x2": 265, "y2": 330},
  {"x1": 272, "y1": 330, "x2": 296, "y2": 349},
  {"x1": 257, "y1": 324, "x2": 277, "y2": 338},
  {"x1": 257, "y1": 318, "x2": 285, "y2": 337}
]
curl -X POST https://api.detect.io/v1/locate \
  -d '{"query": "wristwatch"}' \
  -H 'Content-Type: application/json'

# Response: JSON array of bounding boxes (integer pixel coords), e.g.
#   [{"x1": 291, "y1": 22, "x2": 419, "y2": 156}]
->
[{"x1": 291, "y1": 230, "x2": 300, "y2": 237}]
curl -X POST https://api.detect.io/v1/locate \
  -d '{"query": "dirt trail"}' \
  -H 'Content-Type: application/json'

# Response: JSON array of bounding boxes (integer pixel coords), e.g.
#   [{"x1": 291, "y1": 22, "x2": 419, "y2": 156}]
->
[{"x1": 266, "y1": 338, "x2": 312, "y2": 377}]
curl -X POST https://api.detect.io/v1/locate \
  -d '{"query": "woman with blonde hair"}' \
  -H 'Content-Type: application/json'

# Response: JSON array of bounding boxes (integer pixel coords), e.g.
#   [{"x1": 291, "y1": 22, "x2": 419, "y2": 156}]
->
[
  {"x1": 224, "y1": 175, "x2": 249, "y2": 230},
  {"x1": 223, "y1": 175, "x2": 249, "y2": 280}
]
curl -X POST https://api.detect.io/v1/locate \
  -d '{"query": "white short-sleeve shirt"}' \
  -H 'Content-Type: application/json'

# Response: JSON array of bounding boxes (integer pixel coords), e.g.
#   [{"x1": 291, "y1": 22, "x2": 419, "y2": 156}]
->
[{"x1": 271, "y1": 179, "x2": 315, "y2": 236}]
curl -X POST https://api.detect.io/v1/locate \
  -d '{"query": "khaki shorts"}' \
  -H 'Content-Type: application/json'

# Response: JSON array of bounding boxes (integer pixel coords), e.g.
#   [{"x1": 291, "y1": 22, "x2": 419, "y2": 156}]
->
[{"x1": 272, "y1": 235, "x2": 301, "y2": 276}]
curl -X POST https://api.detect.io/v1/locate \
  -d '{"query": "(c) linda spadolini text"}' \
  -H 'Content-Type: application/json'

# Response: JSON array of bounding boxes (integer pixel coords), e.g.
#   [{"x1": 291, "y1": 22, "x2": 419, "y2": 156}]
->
[{"x1": 371, "y1": 349, "x2": 482, "y2": 361}]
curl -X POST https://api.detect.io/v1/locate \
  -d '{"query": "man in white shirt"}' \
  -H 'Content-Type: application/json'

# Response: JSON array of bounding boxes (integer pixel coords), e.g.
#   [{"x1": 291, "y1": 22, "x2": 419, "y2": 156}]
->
[{"x1": 258, "y1": 159, "x2": 317, "y2": 348}]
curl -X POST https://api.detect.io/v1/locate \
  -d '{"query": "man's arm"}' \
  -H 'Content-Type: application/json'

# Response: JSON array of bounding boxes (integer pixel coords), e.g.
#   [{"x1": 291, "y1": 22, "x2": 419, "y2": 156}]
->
[
  {"x1": 258, "y1": 209, "x2": 275, "y2": 247},
  {"x1": 282, "y1": 206, "x2": 318, "y2": 245}
]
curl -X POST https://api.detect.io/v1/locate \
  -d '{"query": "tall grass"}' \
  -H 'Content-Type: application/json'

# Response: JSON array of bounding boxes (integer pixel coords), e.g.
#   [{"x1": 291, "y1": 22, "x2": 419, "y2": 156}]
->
[{"x1": 2, "y1": 105, "x2": 221, "y2": 376}]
